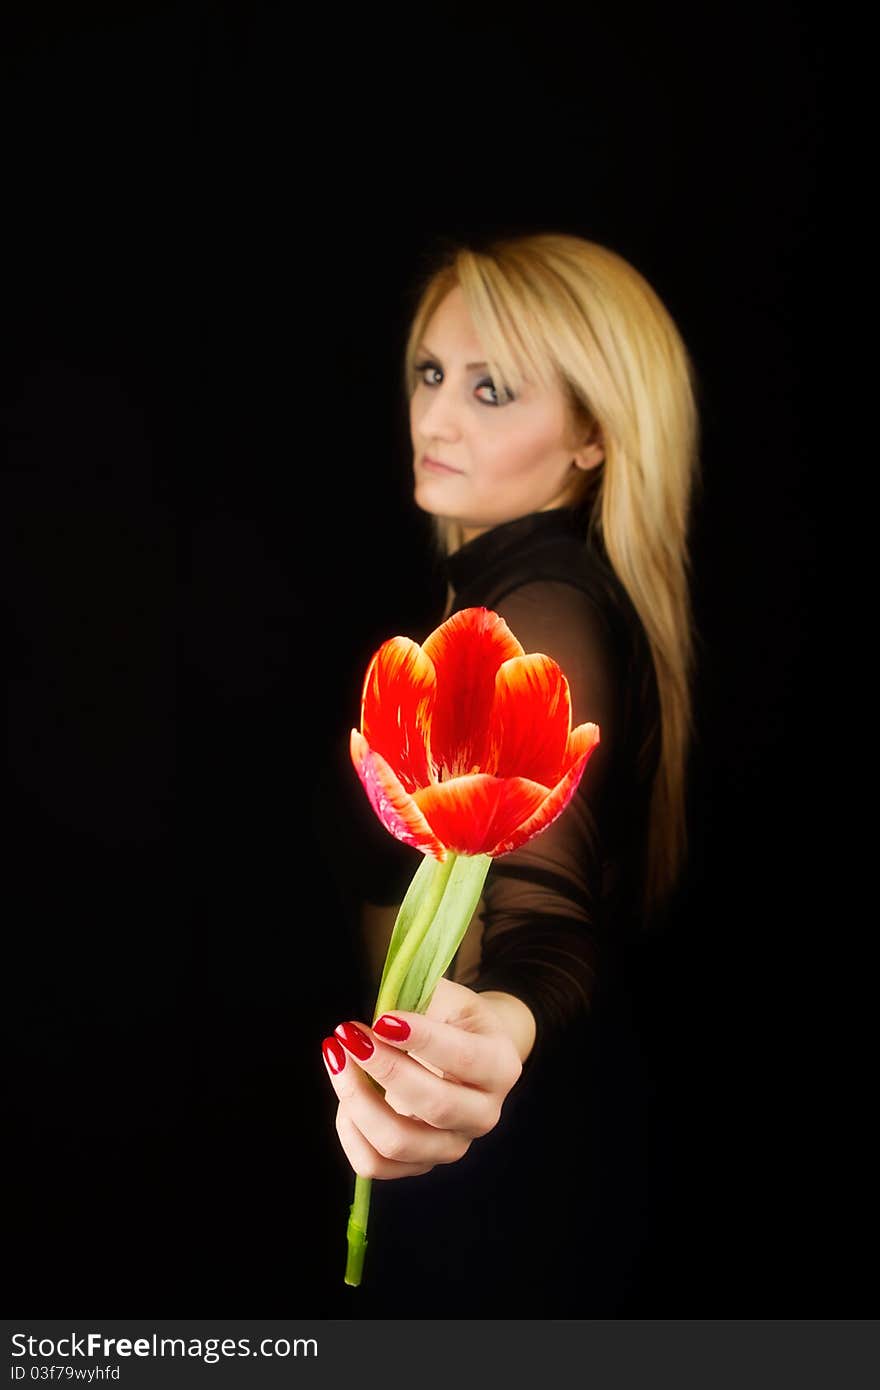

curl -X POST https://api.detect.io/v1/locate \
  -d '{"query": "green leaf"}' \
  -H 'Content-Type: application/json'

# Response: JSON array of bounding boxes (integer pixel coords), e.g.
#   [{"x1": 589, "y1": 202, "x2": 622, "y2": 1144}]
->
[
  {"x1": 374, "y1": 850, "x2": 445, "y2": 1010},
  {"x1": 372, "y1": 852, "x2": 491, "y2": 1020},
  {"x1": 405, "y1": 854, "x2": 492, "y2": 1013}
]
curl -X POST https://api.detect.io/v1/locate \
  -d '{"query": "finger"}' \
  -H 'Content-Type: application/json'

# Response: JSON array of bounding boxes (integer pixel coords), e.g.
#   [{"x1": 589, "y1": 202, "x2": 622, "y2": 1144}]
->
[
  {"x1": 373, "y1": 983, "x2": 522, "y2": 1093},
  {"x1": 323, "y1": 1032, "x2": 475, "y2": 1166},
  {"x1": 334, "y1": 1107, "x2": 435, "y2": 1181},
  {"x1": 333, "y1": 1020, "x2": 501, "y2": 1140},
  {"x1": 326, "y1": 1034, "x2": 428, "y2": 1173}
]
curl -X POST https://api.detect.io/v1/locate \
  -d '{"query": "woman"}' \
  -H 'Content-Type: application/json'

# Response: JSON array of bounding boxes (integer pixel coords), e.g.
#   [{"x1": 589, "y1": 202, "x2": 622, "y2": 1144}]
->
[{"x1": 320, "y1": 231, "x2": 701, "y2": 1312}]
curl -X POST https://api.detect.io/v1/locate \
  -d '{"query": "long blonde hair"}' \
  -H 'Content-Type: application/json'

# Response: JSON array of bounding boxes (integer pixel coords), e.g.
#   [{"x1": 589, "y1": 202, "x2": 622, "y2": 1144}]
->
[{"x1": 401, "y1": 232, "x2": 702, "y2": 919}]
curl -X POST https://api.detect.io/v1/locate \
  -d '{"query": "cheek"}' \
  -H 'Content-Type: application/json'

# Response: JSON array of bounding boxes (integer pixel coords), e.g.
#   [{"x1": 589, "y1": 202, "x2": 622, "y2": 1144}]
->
[{"x1": 478, "y1": 422, "x2": 558, "y2": 480}]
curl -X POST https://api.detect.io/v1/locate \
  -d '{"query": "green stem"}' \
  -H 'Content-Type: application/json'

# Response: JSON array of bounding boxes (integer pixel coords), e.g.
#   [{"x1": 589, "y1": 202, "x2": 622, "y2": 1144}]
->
[
  {"x1": 343, "y1": 851, "x2": 458, "y2": 1287},
  {"x1": 344, "y1": 1176, "x2": 371, "y2": 1286}
]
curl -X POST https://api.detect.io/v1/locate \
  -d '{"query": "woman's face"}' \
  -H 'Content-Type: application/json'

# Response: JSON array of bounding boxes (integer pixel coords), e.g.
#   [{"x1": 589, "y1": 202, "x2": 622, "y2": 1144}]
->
[{"x1": 410, "y1": 285, "x2": 603, "y2": 543}]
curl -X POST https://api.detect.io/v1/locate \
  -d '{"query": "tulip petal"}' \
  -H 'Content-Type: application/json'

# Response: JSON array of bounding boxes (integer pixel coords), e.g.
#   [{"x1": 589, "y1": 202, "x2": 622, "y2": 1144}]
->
[
  {"x1": 487, "y1": 721, "x2": 601, "y2": 856},
  {"x1": 413, "y1": 774, "x2": 550, "y2": 856},
  {"x1": 488, "y1": 653, "x2": 572, "y2": 783},
  {"x1": 422, "y1": 608, "x2": 524, "y2": 779},
  {"x1": 563, "y1": 720, "x2": 603, "y2": 770},
  {"x1": 361, "y1": 637, "x2": 436, "y2": 792},
  {"x1": 350, "y1": 729, "x2": 447, "y2": 859}
]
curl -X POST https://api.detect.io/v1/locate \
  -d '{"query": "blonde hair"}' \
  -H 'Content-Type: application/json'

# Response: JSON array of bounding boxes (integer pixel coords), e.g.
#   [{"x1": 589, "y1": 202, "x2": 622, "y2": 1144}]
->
[{"x1": 401, "y1": 232, "x2": 702, "y2": 920}]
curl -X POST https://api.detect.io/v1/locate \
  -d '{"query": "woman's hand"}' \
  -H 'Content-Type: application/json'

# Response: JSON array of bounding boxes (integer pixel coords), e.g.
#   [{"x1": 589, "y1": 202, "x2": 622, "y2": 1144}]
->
[{"x1": 321, "y1": 978, "x2": 526, "y2": 1180}]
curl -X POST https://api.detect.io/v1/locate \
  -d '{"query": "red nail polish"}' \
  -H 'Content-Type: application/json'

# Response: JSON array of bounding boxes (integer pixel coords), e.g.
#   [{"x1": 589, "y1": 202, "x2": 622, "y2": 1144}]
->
[
  {"x1": 334, "y1": 1021, "x2": 375, "y2": 1060},
  {"x1": 322, "y1": 1037, "x2": 346, "y2": 1074},
  {"x1": 373, "y1": 1014, "x2": 411, "y2": 1042}
]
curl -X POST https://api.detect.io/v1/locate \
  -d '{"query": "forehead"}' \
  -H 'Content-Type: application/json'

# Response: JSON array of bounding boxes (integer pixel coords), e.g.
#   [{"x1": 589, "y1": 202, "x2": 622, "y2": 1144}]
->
[{"x1": 423, "y1": 286, "x2": 482, "y2": 349}]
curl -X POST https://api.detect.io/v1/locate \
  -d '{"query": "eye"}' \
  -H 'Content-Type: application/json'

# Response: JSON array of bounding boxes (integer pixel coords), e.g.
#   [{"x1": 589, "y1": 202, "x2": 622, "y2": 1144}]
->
[
  {"x1": 476, "y1": 378, "x2": 515, "y2": 407},
  {"x1": 414, "y1": 359, "x2": 443, "y2": 388}
]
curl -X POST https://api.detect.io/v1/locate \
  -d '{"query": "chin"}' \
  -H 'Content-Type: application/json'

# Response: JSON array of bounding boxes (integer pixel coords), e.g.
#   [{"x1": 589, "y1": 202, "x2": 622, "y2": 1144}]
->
[
  {"x1": 413, "y1": 479, "x2": 449, "y2": 517},
  {"x1": 412, "y1": 485, "x2": 438, "y2": 515}
]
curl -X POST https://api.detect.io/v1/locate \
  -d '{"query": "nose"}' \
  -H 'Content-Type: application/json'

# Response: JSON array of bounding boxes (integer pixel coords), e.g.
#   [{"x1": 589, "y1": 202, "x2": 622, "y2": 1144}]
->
[{"x1": 412, "y1": 381, "x2": 461, "y2": 442}]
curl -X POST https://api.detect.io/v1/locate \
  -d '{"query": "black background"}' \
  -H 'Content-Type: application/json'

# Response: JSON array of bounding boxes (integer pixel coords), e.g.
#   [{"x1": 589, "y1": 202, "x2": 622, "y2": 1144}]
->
[{"x1": 3, "y1": 2, "x2": 841, "y2": 1316}]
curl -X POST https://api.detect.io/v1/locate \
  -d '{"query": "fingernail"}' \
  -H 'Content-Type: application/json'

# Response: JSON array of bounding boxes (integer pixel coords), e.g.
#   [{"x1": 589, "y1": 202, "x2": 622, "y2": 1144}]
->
[
  {"x1": 373, "y1": 1014, "x2": 411, "y2": 1042},
  {"x1": 334, "y1": 1021, "x2": 375, "y2": 1060},
  {"x1": 322, "y1": 1037, "x2": 346, "y2": 1075}
]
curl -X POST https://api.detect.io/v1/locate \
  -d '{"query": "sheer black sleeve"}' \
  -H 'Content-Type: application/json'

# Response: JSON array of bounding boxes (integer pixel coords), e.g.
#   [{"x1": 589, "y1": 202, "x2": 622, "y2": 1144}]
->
[{"x1": 447, "y1": 578, "x2": 629, "y2": 1070}]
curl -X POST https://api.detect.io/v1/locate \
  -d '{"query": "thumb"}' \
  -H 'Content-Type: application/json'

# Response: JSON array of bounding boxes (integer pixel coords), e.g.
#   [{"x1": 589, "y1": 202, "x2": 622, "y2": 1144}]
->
[{"x1": 423, "y1": 977, "x2": 510, "y2": 1034}]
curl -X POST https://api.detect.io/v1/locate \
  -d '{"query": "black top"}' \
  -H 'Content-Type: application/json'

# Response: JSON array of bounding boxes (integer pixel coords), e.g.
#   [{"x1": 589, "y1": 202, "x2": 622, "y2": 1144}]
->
[{"x1": 440, "y1": 506, "x2": 661, "y2": 1072}]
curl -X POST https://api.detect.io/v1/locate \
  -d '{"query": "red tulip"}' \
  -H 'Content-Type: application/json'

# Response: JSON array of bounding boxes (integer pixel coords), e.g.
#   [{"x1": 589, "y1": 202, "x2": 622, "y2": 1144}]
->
[{"x1": 350, "y1": 606, "x2": 601, "y2": 860}]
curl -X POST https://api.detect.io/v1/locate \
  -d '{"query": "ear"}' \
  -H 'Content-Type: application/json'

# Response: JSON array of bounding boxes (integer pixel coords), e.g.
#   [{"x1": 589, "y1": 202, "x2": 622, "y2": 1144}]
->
[{"x1": 571, "y1": 438, "x2": 605, "y2": 472}]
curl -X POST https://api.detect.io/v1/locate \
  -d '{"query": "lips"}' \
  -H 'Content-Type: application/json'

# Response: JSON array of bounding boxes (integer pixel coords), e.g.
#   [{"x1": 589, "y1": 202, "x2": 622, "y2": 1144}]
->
[{"x1": 422, "y1": 455, "x2": 463, "y2": 473}]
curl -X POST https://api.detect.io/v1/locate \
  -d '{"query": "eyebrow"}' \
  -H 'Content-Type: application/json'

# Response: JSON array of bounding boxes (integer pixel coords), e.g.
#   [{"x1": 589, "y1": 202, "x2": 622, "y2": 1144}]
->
[{"x1": 417, "y1": 342, "x2": 490, "y2": 371}]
